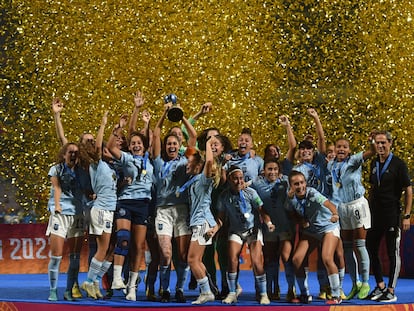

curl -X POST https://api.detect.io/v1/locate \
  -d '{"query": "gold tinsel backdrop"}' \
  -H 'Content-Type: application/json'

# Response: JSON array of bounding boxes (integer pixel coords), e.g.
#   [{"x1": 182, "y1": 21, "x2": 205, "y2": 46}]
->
[{"x1": 1, "y1": 0, "x2": 413, "y2": 222}]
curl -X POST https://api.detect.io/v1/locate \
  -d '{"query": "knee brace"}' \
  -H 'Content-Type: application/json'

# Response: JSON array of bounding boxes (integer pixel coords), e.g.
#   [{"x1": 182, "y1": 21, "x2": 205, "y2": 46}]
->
[{"x1": 114, "y1": 229, "x2": 130, "y2": 257}]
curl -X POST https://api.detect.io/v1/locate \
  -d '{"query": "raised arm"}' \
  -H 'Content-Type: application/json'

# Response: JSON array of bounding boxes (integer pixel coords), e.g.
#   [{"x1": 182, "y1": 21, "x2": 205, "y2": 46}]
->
[
  {"x1": 51, "y1": 98, "x2": 68, "y2": 146},
  {"x1": 181, "y1": 115, "x2": 197, "y2": 149},
  {"x1": 107, "y1": 114, "x2": 128, "y2": 160},
  {"x1": 204, "y1": 135, "x2": 215, "y2": 178},
  {"x1": 307, "y1": 108, "x2": 326, "y2": 154},
  {"x1": 95, "y1": 111, "x2": 108, "y2": 158},
  {"x1": 152, "y1": 104, "x2": 170, "y2": 158},
  {"x1": 181, "y1": 102, "x2": 212, "y2": 140},
  {"x1": 128, "y1": 90, "x2": 145, "y2": 138},
  {"x1": 362, "y1": 130, "x2": 377, "y2": 161},
  {"x1": 279, "y1": 115, "x2": 297, "y2": 162},
  {"x1": 142, "y1": 109, "x2": 152, "y2": 149}
]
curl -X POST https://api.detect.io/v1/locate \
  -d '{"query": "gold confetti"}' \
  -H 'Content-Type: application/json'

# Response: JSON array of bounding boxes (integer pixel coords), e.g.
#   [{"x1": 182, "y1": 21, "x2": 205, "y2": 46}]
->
[{"x1": 1, "y1": 0, "x2": 413, "y2": 221}]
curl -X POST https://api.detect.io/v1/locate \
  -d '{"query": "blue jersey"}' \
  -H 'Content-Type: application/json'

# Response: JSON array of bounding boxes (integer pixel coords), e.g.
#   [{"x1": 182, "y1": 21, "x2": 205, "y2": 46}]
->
[
  {"x1": 116, "y1": 151, "x2": 154, "y2": 200},
  {"x1": 293, "y1": 152, "x2": 329, "y2": 196},
  {"x1": 327, "y1": 152, "x2": 366, "y2": 205},
  {"x1": 89, "y1": 159, "x2": 118, "y2": 211},
  {"x1": 188, "y1": 173, "x2": 216, "y2": 227},
  {"x1": 217, "y1": 187, "x2": 263, "y2": 234},
  {"x1": 288, "y1": 187, "x2": 339, "y2": 235},
  {"x1": 224, "y1": 152, "x2": 264, "y2": 182},
  {"x1": 153, "y1": 155, "x2": 190, "y2": 206},
  {"x1": 251, "y1": 175, "x2": 293, "y2": 234},
  {"x1": 47, "y1": 163, "x2": 85, "y2": 215}
]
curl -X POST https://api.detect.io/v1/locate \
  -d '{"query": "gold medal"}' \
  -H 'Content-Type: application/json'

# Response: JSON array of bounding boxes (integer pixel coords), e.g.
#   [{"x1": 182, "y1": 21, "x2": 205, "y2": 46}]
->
[
  {"x1": 336, "y1": 182, "x2": 341, "y2": 188},
  {"x1": 176, "y1": 191, "x2": 180, "y2": 198},
  {"x1": 142, "y1": 169, "x2": 147, "y2": 175}
]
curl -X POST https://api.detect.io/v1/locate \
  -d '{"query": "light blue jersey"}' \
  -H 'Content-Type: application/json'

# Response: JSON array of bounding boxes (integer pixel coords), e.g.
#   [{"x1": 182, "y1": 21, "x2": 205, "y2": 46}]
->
[
  {"x1": 223, "y1": 152, "x2": 264, "y2": 182},
  {"x1": 327, "y1": 152, "x2": 366, "y2": 205},
  {"x1": 116, "y1": 151, "x2": 154, "y2": 200},
  {"x1": 293, "y1": 152, "x2": 329, "y2": 196},
  {"x1": 251, "y1": 175, "x2": 293, "y2": 234},
  {"x1": 153, "y1": 155, "x2": 190, "y2": 206},
  {"x1": 89, "y1": 159, "x2": 118, "y2": 211},
  {"x1": 47, "y1": 163, "x2": 85, "y2": 215},
  {"x1": 188, "y1": 173, "x2": 216, "y2": 227},
  {"x1": 217, "y1": 187, "x2": 263, "y2": 234},
  {"x1": 288, "y1": 187, "x2": 339, "y2": 235}
]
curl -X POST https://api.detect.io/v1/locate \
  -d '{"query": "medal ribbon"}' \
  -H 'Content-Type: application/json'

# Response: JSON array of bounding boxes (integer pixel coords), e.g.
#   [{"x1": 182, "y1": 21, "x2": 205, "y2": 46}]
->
[
  {"x1": 331, "y1": 158, "x2": 347, "y2": 187},
  {"x1": 133, "y1": 152, "x2": 149, "y2": 181},
  {"x1": 375, "y1": 152, "x2": 393, "y2": 186},
  {"x1": 177, "y1": 175, "x2": 199, "y2": 195},
  {"x1": 161, "y1": 157, "x2": 177, "y2": 178},
  {"x1": 239, "y1": 190, "x2": 249, "y2": 216}
]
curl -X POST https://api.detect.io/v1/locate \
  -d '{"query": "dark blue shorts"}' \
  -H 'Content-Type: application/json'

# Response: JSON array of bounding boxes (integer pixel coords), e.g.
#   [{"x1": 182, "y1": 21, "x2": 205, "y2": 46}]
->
[{"x1": 115, "y1": 199, "x2": 149, "y2": 225}]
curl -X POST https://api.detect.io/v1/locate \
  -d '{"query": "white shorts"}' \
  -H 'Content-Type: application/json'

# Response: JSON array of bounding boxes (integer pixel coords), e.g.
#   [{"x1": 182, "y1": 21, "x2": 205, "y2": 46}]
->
[
  {"x1": 229, "y1": 228, "x2": 263, "y2": 246},
  {"x1": 190, "y1": 222, "x2": 213, "y2": 246},
  {"x1": 46, "y1": 213, "x2": 84, "y2": 239},
  {"x1": 338, "y1": 196, "x2": 371, "y2": 230},
  {"x1": 326, "y1": 226, "x2": 341, "y2": 239},
  {"x1": 155, "y1": 204, "x2": 191, "y2": 237},
  {"x1": 302, "y1": 226, "x2": 341, "y2": 241},
  {"x1": 88, "y1": 207, "x2": 114, "y2": 235}
]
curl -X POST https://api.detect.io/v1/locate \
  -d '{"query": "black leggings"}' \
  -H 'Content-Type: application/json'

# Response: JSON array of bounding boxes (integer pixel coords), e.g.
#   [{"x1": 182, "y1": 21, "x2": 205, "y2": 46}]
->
[{"x1": 366, "y1": 224, "x2": 401, "y2": 289}]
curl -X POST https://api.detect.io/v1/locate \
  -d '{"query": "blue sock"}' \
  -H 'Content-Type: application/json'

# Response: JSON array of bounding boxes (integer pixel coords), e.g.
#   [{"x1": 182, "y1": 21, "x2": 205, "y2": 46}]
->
[
  {"x1": 343, "y1": 240, "x2": 359, "y2": 283},
  {"x1": 227, "y1": 272, "x2": 237, "y2": 293},
  {"x1": 328, "y1": 273, "x2": 340, "y2": 298},
  {"x1": 255, "y1": 274, "x2": 267, "y2": 295},
  {"x1": 48, "y1": 256, "x2": 62, "y2": 290},
  {"x1": 198, "y1": 276, "x2": 211, "y2": 294},
  {"x1": 355, "y1": 239, "x2": 370, "y2": 283}
]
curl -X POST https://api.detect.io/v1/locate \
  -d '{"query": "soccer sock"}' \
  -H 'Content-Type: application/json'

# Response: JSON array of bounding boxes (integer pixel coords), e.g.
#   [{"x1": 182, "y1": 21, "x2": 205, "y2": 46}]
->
[
  {"x1": 227, "y1": 272, "x2": 237, "y2": 293},
  {"x1": 338, "y1": 267, "x2": 345, "y2": 288},
  {"x1": 284, "y1": 260, "x2": 296, "y2": 290},
  {"x1": 48, "y1": 256, "x2": 62, "y2": 290},
  {"x1": 146, "y1": 274, "x2": 156, "y2": 293},
  {"x1": 97, "y1": 260, "x2": 112, "y2": 281},
  {"x1": 160, "y1": 265, "x2": 171, "y2": 292},
  {"x1": 197, "y1": 276, "x2": 211, "y2": 294},
  {"x1": 255, "y1": 274, "x2": 267, "y2": 295},
  {"x1": 265, "y1": 262, "x2": 277, "y2": 293},
  {"x1": 296, "y1": 276, "x2": 308, "y2": 296},
  {"x1": 66, "y1": 253, "x2": 80, "y2": 292},
  {"x1": 87, "y1": 257, "x2": 103, "y2": 283},
  {"x1": 127, "y1": 271, "x2": 139, "y2": 288},
  {"x1": 175, "y1": 261, "x2": 189, "y2": 291},
  {"x1": 112, "y1": 264, "x2": 123, "y2": 281},
  {"x1": 343, "y1": 240, "x2": 359, "y2": 283},
  {"x1": 355, "y1": 239, "x2": 370, "y2": 283},
  {"x1": 328, "y1": 273, "x2": 340, "y2": 298}
]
